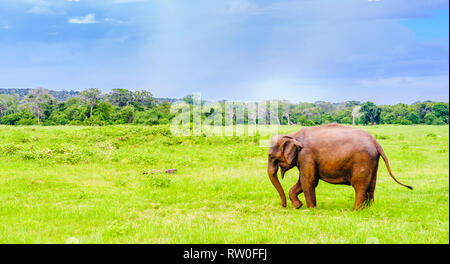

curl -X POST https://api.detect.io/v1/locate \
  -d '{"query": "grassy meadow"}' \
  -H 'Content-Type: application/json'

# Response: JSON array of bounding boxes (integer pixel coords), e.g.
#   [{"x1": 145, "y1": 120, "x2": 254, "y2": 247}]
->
[{"x1": 0, "y1": 124, "x2": 448, "y2": 244}]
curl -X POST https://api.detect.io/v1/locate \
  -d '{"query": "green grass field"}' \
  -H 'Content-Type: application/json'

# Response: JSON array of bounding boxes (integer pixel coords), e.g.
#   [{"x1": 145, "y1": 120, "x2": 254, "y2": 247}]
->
[{"x1": 0, "y1": 125, "x2": 448, "y2": 244}]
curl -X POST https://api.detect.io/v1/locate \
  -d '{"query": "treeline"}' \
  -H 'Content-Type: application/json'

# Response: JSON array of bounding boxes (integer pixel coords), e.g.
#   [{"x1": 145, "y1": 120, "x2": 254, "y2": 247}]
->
[
  {"x1": 0, "y1": 88, "x2": 79, "y2": 102},
  {"x1": 283, "y1": 100, "x2": 448, "y2": 126},
  {"x1": 0, "y1": 87, "x2": 172, "y2": 126},
  {"x1": 0, "y1": 87, "x2": 448, "y2": 126}
]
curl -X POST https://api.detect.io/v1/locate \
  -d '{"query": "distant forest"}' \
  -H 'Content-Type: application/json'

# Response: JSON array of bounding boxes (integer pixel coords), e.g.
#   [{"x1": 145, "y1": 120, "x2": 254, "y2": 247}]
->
[{"x1": 0, "y1": 87, "x2": 448, "y2": 126}]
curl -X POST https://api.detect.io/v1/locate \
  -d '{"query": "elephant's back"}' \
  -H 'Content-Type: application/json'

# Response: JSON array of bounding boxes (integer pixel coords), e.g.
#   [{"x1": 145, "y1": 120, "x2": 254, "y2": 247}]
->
[{"x1": 298, "y1": 124, "x2": 378, "y2": 157}]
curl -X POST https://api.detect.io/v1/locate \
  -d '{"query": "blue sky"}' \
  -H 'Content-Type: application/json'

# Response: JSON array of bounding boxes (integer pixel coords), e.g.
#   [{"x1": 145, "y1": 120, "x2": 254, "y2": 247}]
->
[{"x1": 0, "y1": 0, "x2": 448, "y2": 104}]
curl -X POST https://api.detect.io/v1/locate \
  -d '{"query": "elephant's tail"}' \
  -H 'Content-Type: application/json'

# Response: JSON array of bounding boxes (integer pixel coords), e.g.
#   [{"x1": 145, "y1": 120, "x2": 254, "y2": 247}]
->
[{"x1": 375, "y1": 142, "x2": 413, "y2": 190}]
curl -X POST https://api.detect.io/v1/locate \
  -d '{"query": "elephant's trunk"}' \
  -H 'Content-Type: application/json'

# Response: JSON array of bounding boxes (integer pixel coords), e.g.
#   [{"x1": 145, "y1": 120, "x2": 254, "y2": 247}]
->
[{"x1": 268, "y1": 161, "x2": 286, "y2": 207}]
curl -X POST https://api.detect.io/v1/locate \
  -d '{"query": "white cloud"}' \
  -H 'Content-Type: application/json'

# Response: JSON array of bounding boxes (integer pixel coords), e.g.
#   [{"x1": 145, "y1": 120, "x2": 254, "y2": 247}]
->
[
  {"x1": 104, "y1": 18, "x2": 125, "y2": 24},
  {"x1": 67, "y1": 0, "x2": 80, "y2": 2},
  {"x1": 67, "y1": 14, "x2": 126, "y2": 25},
  {"x1": 23, "y1": 0, "x2": 66, "y2": 16},
  {"x1": 27, "y1": 5, "x2": 56, "y2": 15},
  {"x1": 68, "y1": 13, "x2": 97, "y2": 24}
]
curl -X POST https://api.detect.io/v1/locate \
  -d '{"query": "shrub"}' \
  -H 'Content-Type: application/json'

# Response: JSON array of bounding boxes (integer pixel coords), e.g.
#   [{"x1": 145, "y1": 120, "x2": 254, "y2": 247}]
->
[{"x1": 426, "y1": 133, "x2": 437, "y2": 138}]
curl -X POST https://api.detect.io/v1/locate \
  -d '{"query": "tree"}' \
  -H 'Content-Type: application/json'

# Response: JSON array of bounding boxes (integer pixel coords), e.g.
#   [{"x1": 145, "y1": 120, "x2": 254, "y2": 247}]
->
[
  {"x1": 345, "y1": 101, "x2": 361, "y2": 108},
  {"x1": 424, "y1": 112, "x2": 437, "y2": 125},
  {"x1": 391, "y1": 103, "x2": 408, "y2": 122},
  {"x1": 278, "y1": 100, "x2": 293, "y2": 125},
  {"x1": 298, "y1": 116, "x2": 315, "y2": 126},
  {"x1": 182, "y1": 94, "x2": 195, "y2": 105},
  {"x1": 333, "y1": 109, "x2": 352, "y2": 124},
  {"x1": 113, "y1": 105, "x2": 135, "y2": 124},
  {"x1": 352, "y1": 106, "x2": 363, "y2": 125},
  {"x1": 134, "y1": 90, "x2": 158, "y2": 109},
  {"x1": 433, "y1": 102, "x2": 449, "y2": 124},
  {"x1": 407, "y1": 112, "x2": 420, "y2": 124},
  {"x1": 93, "y1": 101, "x2": 114, "y2": 123},
  {"x1": 360, "y1": 102, "x2": 381, "y2": 125},
  {"x1": 315, "y1": 101, "x2": 334, "y2": 114},
  {"x1": 320, "y1": 114, "x2": 335, "y2": 124},
  {"x1": 105, "y1": 88, "x2": 134, "y2": 107},
  {"x1": 416, "y1": 102, "x2": 434, "y2": 121},
  {"x1": 47, "y1": 97, "x2": 86, "y2": 125},
  {"x1": 158, "y1": 100, "x2": 172, "y2": 123},
  {"x1": 23, "y1": 87, "x2": 54, "y2": 125},
  {"x1": 0, "y1": 94, "x2": 18, "y2": 117},
  {"x1": 80, "y1": 88, "x2": 102, "y2": 118}
]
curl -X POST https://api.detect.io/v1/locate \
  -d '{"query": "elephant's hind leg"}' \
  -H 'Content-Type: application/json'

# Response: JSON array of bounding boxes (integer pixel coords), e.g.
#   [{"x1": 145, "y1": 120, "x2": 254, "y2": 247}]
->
[
  {"x1": 367, "y1": 160, "x2": 379, "y2": 207},
  {"x1": 351, "y1": 165, "x2": 373, "y2": 210},
  {"x1": 289, "y1": 180, "x2": 303, "y2": 209},
  {"x1": 353, "y1": 188, "x2": 368, "y2": 210}
]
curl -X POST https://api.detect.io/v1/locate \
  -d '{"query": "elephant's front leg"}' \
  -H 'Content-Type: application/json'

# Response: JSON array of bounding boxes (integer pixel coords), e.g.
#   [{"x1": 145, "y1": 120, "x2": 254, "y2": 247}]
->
[
  {"x1": 289, "y1": 179, "x2": 303, "y2": 209},
  {"x1": 300, "y1": 164, "x2": 317, "y2": 208}
]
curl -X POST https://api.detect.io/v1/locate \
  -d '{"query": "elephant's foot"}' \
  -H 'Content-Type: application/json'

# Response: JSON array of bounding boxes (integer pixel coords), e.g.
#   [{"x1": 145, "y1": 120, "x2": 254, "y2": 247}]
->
[{"x1": 292, "y1": 200, "x2": 303, "y2": 209}]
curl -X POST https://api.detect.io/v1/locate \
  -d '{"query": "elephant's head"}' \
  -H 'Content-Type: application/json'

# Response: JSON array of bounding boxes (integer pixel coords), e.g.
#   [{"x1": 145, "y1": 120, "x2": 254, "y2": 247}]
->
[{"x1": 267, "y1": 135, "x2": 303, "y2": 207}]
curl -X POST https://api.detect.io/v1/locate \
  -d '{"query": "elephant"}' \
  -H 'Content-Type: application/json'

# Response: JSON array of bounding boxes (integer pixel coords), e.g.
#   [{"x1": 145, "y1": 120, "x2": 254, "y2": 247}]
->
[{"x1": 267, "y1": 123, "x2": 413, "y2": 210}]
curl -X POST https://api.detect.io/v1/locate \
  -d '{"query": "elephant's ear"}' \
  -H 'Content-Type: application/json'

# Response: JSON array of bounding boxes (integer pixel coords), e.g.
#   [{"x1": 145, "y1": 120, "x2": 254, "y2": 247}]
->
[{"x1": 281, "y1": 136, "x2": 303, "y2": 165}]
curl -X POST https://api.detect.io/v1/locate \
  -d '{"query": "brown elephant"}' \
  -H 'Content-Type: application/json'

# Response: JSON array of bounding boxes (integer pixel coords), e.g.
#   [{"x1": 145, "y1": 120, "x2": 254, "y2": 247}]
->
[{"x1": 267, "y1": 124, "x2": 412, "y2": 210}]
